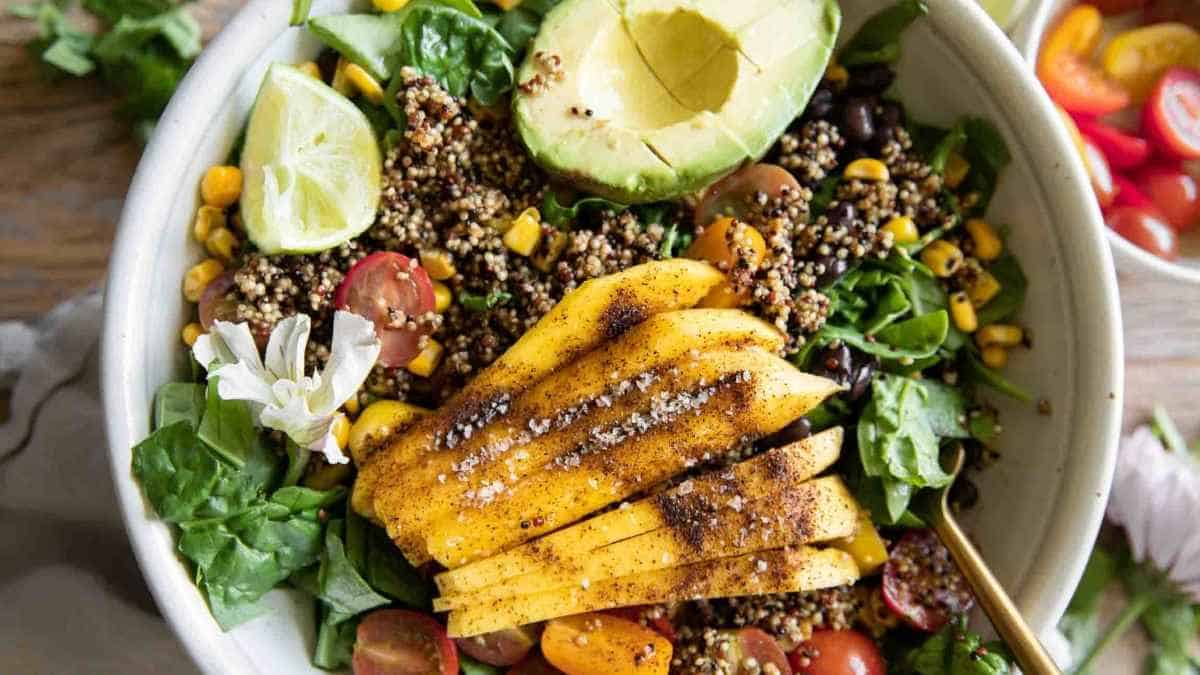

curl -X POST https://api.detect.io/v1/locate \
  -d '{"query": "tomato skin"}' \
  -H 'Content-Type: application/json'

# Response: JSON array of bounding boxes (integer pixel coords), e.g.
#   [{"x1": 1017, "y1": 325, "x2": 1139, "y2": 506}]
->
[
  {"x1": 694, "y1": 164, "x2": 801, "y2": 228},
  {"x1": 1111, "y1": 174, "x2": 1157, "y2": 213},
  {"x1": 1091, "y1": 0, "x2": 1146, "y2": 13},
  {"x1": 335, "y1": 252, "x2": 436, "y2": 368},
  {"x1": 455, "y1": 627, "x2": 538, "y2": 667},
  {"x1": 1135, "y1": 165, "x2": 1200, "y2": 231},
  {"x1": 788, "y1": 630, "x2": 885, "y2": 675},
  {"x1": 881, "y1": 530, "x2": 975, "y2": 633},
  {"x1": 352, "y1": 610, "x2": 458, "y2": 675},
  {"x1": 1037, "y1": 6, "x2": 1131, "y2": 115},
  {"x1": 604, "y1": 607, "x2": 677, "y2": 643},
  {"x1": 1108, "y1": 206, "x2": 1180, "y2": 259},
  {"x1": 1082, "y1": 137, "x2": 1118, "y2": 208},
  {"x1": 1102, "y1": 23, "x2": 1200, "y2": 102},
  {"x1": 1142, "y1": 68, "x2": 1200, "y2": 160},
  {"x1": 735, "y1": 628, "x2": 793, "y2": 675},
  {"x1": 1075, "y1": 117, "x2": 1151, "y2": 170}
]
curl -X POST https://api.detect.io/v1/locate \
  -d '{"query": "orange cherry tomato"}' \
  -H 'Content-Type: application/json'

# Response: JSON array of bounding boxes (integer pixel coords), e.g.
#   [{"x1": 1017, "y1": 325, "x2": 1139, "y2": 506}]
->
[
  {"x1": 541, "y1": 613, "x2": 672, "y2": 675},
  {"x1": 1037, "y1": 5, "x2": 1131, "y2": 115},
  {"x1": 1102, "y1": 23, "x2": 1200, "y2": 102}
]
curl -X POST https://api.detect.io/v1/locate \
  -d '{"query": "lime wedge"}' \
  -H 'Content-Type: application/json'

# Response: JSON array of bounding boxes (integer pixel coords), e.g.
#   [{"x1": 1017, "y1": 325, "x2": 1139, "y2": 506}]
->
[{"x1": 239, "y1": 63, "x2": 382, "y2": 254}]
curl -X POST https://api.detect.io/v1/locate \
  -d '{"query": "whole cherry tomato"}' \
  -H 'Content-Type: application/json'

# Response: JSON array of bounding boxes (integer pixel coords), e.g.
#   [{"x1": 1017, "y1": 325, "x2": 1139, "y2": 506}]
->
[
  {"x1": 789, "y1": 630, "x2": 885, "y2": 675},
  {"x1": 1135, "y1": 164, "x2": 1200, "y2": 231},
  {"x1": 1037, "y1": 5, "x2": 1132, "y2": 115},
  {"x1": 1108, "y1": 206, "x2": 1180, "y2": 259},
  {"x1": 1142, "y1": 68, "x2": 1200, "y2": 160}
]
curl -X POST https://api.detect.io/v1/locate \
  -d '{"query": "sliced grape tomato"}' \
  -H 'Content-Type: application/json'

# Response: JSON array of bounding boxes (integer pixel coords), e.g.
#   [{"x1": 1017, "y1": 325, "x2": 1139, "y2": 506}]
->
[
  {"x1": 1109, "y1": 206, "x2": 1181, "y2": 260},
  {"x1": 352, "y1": 609, "x2": 458, "y2": 675},
  {"x1": 881, "y1": 529, "x2": 975, "y2": 632},
  {"x1": 335, "y1": 252, "x2": 436, "y2": 368},
  {"x1": 454, "y1": 627, "x2": 537, "y2": 667},
  {"x1": 694, "y1": 164, "x2": 801, "y2": 228},
  {"x1": 1135, "y1": 164, "x2": 1200, "y2": 230},
  {"x1": 1075, "y1": 116, "x2": 1150, "y2": 169},
  {"x1": 789, "y1": 629, "x2": 885, "y2": 675},
  {"x1": 1143, "y1": 68, "x2": 1200, "y2": 160}
]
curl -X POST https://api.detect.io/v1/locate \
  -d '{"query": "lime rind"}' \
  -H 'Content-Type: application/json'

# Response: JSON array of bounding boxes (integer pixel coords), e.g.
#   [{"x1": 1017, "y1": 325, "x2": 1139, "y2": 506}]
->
[{"x1": 240, "y1": 63, "x2": 382, "y2": 255}]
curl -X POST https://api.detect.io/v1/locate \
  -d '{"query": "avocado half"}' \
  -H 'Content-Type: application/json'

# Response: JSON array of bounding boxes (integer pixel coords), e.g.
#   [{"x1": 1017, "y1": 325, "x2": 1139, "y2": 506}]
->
[{"x1": 513, "y1": 0, "x2": 841, "y2": 204}]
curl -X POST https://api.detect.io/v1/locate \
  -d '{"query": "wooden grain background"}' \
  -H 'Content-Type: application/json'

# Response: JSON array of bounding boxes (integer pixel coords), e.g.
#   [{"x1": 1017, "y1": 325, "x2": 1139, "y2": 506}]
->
[{"x1": 0, "y1": 0, "x2": 1197, "y2": 431}]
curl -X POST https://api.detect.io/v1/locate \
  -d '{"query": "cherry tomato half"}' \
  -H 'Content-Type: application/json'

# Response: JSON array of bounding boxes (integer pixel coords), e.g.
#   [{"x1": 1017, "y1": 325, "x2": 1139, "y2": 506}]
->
[
  {"x1": 455, "y1": 627, "x2": 538, "y2": 667},
  {"x1": 789, "y1": 630, "x2": 885, "y2": 675},
  {"x1": 1143, "y1": 68, "x2": 1200, "y2": 160},
  {"x1": 694, "y1": 163, "x2": 801, "y2": 228},
  {"x1": 1037, "y1": 6, "x2": 1131, "y2": 115},
  {"x1": 1111, "y1": 174, "x2": 1157, "y2": 212},
  {"x1": 1135, "y1": 164, "x2": 1200, "y2": 231},
  {"x1": 1108, "y1": 206, "x2": 1180, "y2": 259},
  {"x1": 881, "y1": 529, "x2": 975, "y2": 633},
  {"x1": 1145, "y1": 0, "x2": 1200, "y2": 26},
  {"x1": 1075, "y1": 117, "x2": 1151, "y2": 169},
  {"x1": 335, "y1": 252, "x2": 436, "y2": 368},
  {"x1": 733, "y1": 628, "x2": 793, "y2": 675},
  {"x1": 353, "y1": 610, "x2": 458, "y2": 675},
  {"x1": 1082, "y1": 136, "x2": 1118, "y2": 208},
  {"x1": 198, "y1": 270, "x2": 238, "y2": 330},
  {"x1": 1090, "y1": 0, "x2": 1146, "y2": 14},
  {"x1": 1102, "y1": 23, "x2": 1200, "y2": 102},
  {"x1": 605, "y1": 606, "x2": 678, "y2": 643}
]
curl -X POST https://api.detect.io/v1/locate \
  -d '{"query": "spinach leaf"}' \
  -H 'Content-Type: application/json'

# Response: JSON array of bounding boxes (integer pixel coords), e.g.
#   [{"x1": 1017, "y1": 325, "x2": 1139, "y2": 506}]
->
[
  {"x1": 862, "y1": 279, "x2": 912, "y2": 334},
  {"x1": 542, "y1": 191, "x2": 627, "y2": 229},
  {"x1": 967, "y1": 407, "x2": 1001, "y2": 445},
  {"x1": 437, "y1": 0, "x2": 484, "y2": 19},
  {"x1": 82, "y1": 0, "x2": 184, "y2": 23},
  {"x1": 349, "y1": 511, "x2": 433, "y2": 608},
  {"x1": 906, "y1": 615, "x2": 1011, "y2": 674},
  {"x1": 875, "y1": 311, "x2": 950, "y2": 356},
  {"x1": 974, "y1": 255, "x2": 1026, "y2": 325},
  {"x1": 810, "y1": 175, "x2": 839, "y2": 215},
  {"x1": 959, "y1": 117, "x2": 1011, "y2": 216},
  {"x1": 460, "y1": 289, "x2": 513, "y2": 312},
  {"x1": 393, "y1": 2, "x2": 515, "y2": 105},
  {"x1": 485, "y1": 0, "x2": 562, "y2": 56},
  {"x1": 154, "y1": 381, "x2": 207, "y2": 430},
  {"x1": 961, "y1": 351, "x2": 1032, "y2": 402},
  {"x1": 282, "y1": 440, "x2": 311, "y2": 488},
  {"x1": 196, "y1": 378, "x2": 263, "y2": 469},
  {"x1": 919, "y1": 379, "x2": 970, "y2": 439},
  {"x1": 313, "y1": 608, "x2": 360, "y2": 670},
  {"x1": 837, "y1": 0, "x2": 927, "y2": 68},
  {"x1": 132, "y1": 422, "x2": 231, "y2": 523},
  {"x1": 316, "y1": 519, "x2": 392, "y2": 621},
  {"x1": 308, "y1": 12, "x2": 407, "y2": 81}
]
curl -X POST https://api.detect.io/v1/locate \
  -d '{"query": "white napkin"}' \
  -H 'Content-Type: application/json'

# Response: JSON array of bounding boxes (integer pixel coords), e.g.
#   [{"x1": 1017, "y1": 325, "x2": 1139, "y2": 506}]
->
[{"x1": 0, "y1": 289, "x2": 195, "y2": 673}]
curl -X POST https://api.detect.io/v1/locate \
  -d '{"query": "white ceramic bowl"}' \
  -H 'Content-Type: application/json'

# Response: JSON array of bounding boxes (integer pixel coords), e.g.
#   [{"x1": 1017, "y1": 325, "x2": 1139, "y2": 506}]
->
[
  {"x1": 1013, "y1": 0, "x2": 1200, "y2": 284},
  {"x1": 101, "y1": 0, "x2": 1125, "y2": 672}
]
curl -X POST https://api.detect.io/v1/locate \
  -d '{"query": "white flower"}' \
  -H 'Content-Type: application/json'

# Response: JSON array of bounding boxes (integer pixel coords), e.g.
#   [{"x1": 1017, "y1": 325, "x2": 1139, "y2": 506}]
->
[
  {"x1": 192, "y1": 310, "x2": 380, "y2": 464},
  {"x1": 1106, "y1": 426, "x2": 1200, "y2": 602}
]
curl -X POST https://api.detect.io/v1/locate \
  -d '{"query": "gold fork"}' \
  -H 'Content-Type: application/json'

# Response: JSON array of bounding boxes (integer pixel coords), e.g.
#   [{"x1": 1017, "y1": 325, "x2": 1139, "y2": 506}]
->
[{"x1": 916, "y1": 445, "x2": 1062, "y2": 675}]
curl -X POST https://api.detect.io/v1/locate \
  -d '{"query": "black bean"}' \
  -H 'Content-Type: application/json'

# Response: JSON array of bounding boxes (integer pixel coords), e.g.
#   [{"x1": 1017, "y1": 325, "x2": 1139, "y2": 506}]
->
[
  {"x1": 849, "y1": 64, "x2": 895, "y2": 93},
  {"x1": 773, "y1": 416, "x2": 813, "y2": 446},
  {"x1": 827, "y1": 201, "x2": 857, "y2": 227},
  {"x1": 804, "y1": 87, "x2": 835, "y2": 120},
  {"x1": 879, "y1": 101, "x2": 903, "y2": 127},
  {"x1": 848, "y1": 361, "x2": 876, "y2": 401},
  {"x1": 842, "y1": 98, "x2": 875, "y2": 145},
  {"x1": 815, "y1": 255, "x2": 849, "y2": 287}
]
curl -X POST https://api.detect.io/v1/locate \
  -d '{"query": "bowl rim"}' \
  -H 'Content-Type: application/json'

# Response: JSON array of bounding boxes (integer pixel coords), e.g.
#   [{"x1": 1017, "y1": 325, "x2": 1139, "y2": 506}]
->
[
  {"x1": 1012, "y1": 0, "x2": 1200, "y2": 285},
  {"x1": 101, "y1": 0, "x2": 1124, "y2": 673}
]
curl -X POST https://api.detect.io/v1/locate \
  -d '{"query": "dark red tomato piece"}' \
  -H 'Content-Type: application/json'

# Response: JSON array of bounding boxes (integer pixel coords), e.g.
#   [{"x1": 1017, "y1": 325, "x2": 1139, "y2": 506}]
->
[
  {"x1": 454, "y1": 627, "x2": 537, "y2": 667},
  {"x1": 1091, "y1": 0, "x2": 1147, "y2": 13},
  {"x1": 1135, "y1": 165, "x2": 1200, "y2": 231},
  {"x1": 335, "y1": 252, "x2": 436, "y2": 368},
  {"x1": 1075, "y1": 117, "x2": 1151, "y2": 170},
  {"x1": 1108, "y1": 206, "x2": 1181, "y2": 259},
  {"x1": 353, "y1": 610, "x2": 458, "y2": 675},
  {"x1": 198, "y1": 271, "x2": 238, "y2": 329},
  {"x1": 1145, "y1": 0, "x2": 1200, "y2": 23},
  {"x1": 789, "y1": 630, "x2": 885, "y2": 675},
  {"x1": 507, "y1": 652, "x2": 564, "y2": 675},
  {"x1": 1143, "y1": 68, "x2": 1200, "y2": 160},
  {"x1": 1111, "y1": 174, "x2": 1157, "y2": 213},
  {"x1": 881, "y1": 529, "x2": 975, "y2": 633},
  {"x1": 1081, "y1": 137, "x2": 1118, "y2": 209},
  {"x1": 736, "y1": 628, "x2": 793, "y2": 675},
  {"x1": 695, "y1": 163, "x2": 802, "y2": 228},
  {"x1": 604, "y1": 606, "x2": 677, "y2": 643}
]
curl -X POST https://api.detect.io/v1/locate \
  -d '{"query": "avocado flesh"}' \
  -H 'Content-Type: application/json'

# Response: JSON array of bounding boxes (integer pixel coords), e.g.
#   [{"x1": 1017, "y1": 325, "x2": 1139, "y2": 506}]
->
[{"x1": 514, "y1": 0, "x2": 840, "y2": 204}]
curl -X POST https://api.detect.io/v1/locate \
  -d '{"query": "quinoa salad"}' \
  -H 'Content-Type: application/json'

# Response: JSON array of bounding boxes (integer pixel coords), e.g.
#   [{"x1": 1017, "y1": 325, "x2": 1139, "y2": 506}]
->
[{"x1": 134, "y1": 1, "x2": 1031, "y2": 673}]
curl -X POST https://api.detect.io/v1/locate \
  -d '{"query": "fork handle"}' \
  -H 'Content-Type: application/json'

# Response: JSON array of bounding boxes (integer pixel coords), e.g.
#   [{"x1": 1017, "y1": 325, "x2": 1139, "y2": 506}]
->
[{"x1": 932, "y1": 513, "x2": 1062, "y2": 675}]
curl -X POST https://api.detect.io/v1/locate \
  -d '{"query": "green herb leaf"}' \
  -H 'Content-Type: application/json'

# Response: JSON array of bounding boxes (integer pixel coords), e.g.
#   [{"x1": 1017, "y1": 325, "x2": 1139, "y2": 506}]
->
[
  {"x1": 961, "y1": 350, "x2": 1032, "y2": 403},
  {"x1": 837, "y1": 0, "x2": 927, "y2": 68},
  {"x1": 906, "y1": 615, "x2": 1012, "y2": 674},
  {"x1": 974, "y1": 255, "x2": 1026, "y2": 326},
  {"x1": 542, "y1": 191, "x2": 627, "y2": 229},
  {"x1": 927, "y1": 122, "x2": 966, "y2": 175},
  {"x1": 460, "y1": 289, "x2": 513, "y2": 312}
]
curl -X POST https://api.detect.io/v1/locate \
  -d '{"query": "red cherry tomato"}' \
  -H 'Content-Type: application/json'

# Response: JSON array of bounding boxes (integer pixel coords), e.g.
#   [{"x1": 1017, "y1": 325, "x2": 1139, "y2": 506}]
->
[
  {"x1": 1135, "y1": 164, "x2": 1200, "y2": 231},
  {"x1": 1111, "y1": 174, "x2": 1157, "y2": 212},
  {"x1": 455, "y1": 627, "x2": 538, "y2": 667},
  {"x1": 604, "y1": 606, "x2": 677, "y2": 643},
  {"x1": 1108, "y1": 206, "x2": 1181, "y2": 259},
  {"x1": 198, "y1": 271, "x2": 238, "y2": 329},
  {"x1": 789, "y1": 630, "x2": 885, "y2": 675},
  {"x1": 352, "y1": 610, "x2": 458, "y2": 675},
  {"x1": 882, "y1": 530, "x2": 975, "y2": 633},
  {"x1": 735, "y1": 628, "x2": 793, "y2": 675},
  {"x1": 1143, "y1": 68, "x2": 1200, "y2": 160},
  {"x1": 335, "y1": 252, "x2": 436, "y2": 368},
  {"x1": 1037, "y1": 6, "x2": 1131, "y2": 115},
  {"x1": 1145, "y1": 0, "x2": 1200, "y2": 24},
  {"x1": 1075, "y1": 117, "x2": 1151, "y2": 170},
  {"x1": 507, "y1": 652, "x2": 563, "y2": 675},
  {"x1": 1091, "y1": 0, "x2": 1147, "y2": 13},
  {"x1": 695, "y1": 163, "x2": 802, "y2": 228},
  {"x1": 1081, "y1": 137, "x2": 1118, "y2": 208}
]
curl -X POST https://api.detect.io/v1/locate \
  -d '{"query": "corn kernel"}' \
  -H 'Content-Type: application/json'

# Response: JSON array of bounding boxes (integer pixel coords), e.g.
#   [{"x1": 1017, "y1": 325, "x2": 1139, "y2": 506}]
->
[
  {"x1": 920, "y1": 240, "x2": 964, "y2": 277},
  {"x1": 331, "y1": 57, "x2": 355, "y2": 96},
  {"x1": 432, "y1": 281, "x2": 452, "y2": 313},
  {"x1": 348, "y1": 400, "x2": 429, "y2": 465},
  {"x1": 330, "y1": 413, "x2": 352, "y2": 449},
  {"x1": 825, "y1": 63, "x2": 849, "y2": 89},
  {"x1": 981, "y1": 345, "x2": 1008, "y2": 369},
  {"x1": 181, "y1": 322, "x2": 205, "y2": 346},
  {"x1": 966, "y1": 267, "x2": 1002, "y2": 307},
  {"x1": 420, "y1": 250, "x2": 457, "y2": 280},
  {"x1": 976, "y1": 324, "x2": 1023, "y2": 349},
  {"x1": 843, "y1": 158, "x2": 890, "y2": 182},
  {"x1": 944, "y1": 152, "x2": 970, "y2": 189},
  {"x1": 183, "y1": 258, "x2": 225, "y2": 302},
  {"x1": 192, "y1": 205, "x2": 226, "y2": 243},
  {"x1": 296, "y1": 61, "x2": 322, "y2": 80},
  {"x1": 532, "y1": 230, "x2": 568, "y2": 272},
  {"x1": 303, "y1": 462, "x2": 352, "y2": 490},
  {"x1": 205, "y1": 226, "x2": 240, "y2": 262},
  {"x1": 406, "y1": 339, "x2": 443, "y2": 377},
  {"x1": 493, "y1": 0, "x2": 522, "y2": 8},
  {"x1": 344, "y1": 62, "x2": 385, "y2": 104},
  {"x1": 965, "y1": 219, "x2": 1003, "y2": 261},
  {"x1": 949, "y1": 291, "x2": 978, "y2": 333},
  {"x1": 503, "y1": 207, "x2": 542, "y2": 256},
  {"x1": 881, "y1": 215, "x2": 919, "y2": 245},
  {"x1": 373, "y1": 0, "x2": 411, "y2": 10},
  {"x1": 200, "y1": 166, "x2": 243, "y2": 208},
  {"x1": 343, "y1": 395, "x2": 361, "y2": 417}
]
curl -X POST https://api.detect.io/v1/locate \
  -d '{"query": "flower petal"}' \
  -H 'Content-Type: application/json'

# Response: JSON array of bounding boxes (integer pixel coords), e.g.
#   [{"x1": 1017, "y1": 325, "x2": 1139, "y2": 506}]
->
[
  {"x1": 307, "y1": 311, "x2": 381, "y2": 416},
  {"x1": 311, "y1": 429, "x2": 350, "y2": 465},
  {"x1": 208, "y1": 320, "x2": 268, "y2": 374},
  {"x1": 260, "y1": 394, "x2": 333, "y2": 450},
  {"x1": 210, "y1": 361, "x2": 276, "y2": 409},
  {"x1": 264, "y1": 314, "x2": 311, "y2": 382}
]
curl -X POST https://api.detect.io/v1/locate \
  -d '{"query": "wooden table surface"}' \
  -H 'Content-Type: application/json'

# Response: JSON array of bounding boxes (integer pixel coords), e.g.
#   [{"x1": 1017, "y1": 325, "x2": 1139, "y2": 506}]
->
[{"x1": 2, "y1": 0, "x2": 1196, "y2": 437}]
